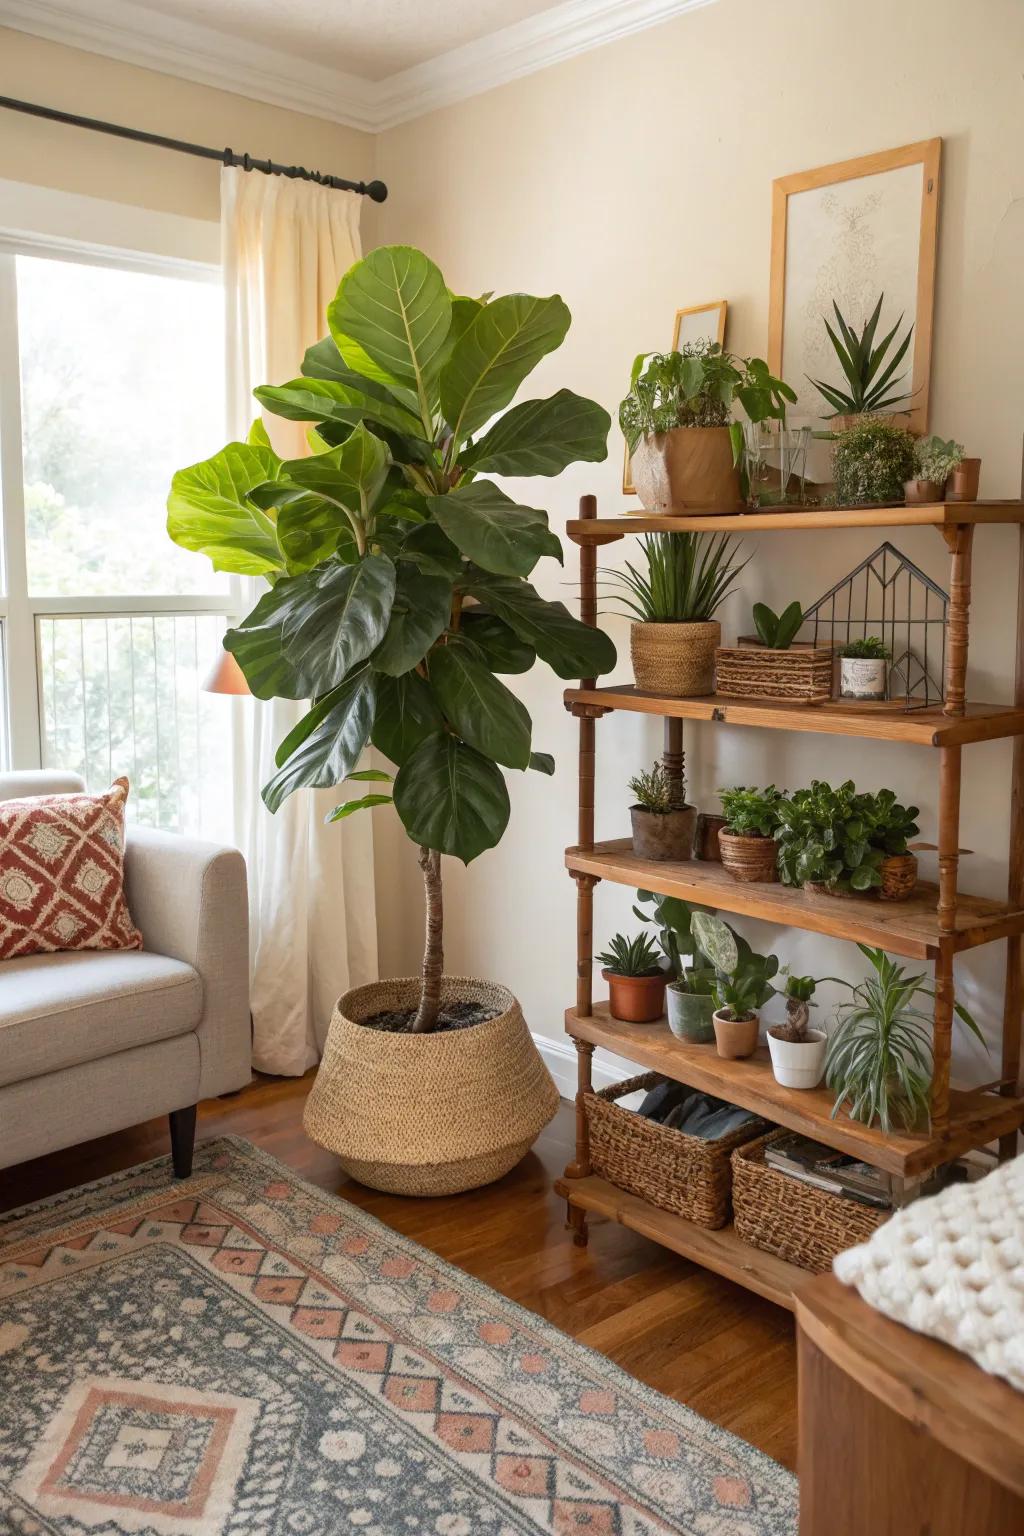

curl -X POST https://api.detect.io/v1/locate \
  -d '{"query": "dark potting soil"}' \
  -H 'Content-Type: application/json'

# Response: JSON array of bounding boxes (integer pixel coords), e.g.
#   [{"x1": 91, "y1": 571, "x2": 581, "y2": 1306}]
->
[{"x1": 361, "y1": 1000, "x2": 500, "y2": 1034}]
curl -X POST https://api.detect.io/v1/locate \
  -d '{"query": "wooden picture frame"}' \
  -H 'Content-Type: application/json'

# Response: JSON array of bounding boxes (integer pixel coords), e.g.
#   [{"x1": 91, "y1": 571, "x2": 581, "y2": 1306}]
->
[
  {"x1": 623, "y1": 300, "x2": 729, "y2": 496},
  {"x1": 768, "y1": 139, "x2": 941, "y2": 437}
]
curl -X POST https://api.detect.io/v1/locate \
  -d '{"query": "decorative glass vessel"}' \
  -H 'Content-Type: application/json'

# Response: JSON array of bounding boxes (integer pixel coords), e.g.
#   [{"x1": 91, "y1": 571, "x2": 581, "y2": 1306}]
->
[{"x1": 743, "y1": 423, "x2": 811, "y2": 507}]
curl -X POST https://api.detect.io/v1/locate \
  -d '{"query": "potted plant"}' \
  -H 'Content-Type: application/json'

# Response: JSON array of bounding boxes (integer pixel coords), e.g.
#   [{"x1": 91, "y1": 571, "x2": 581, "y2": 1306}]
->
[
  {"x1": 904, "y1": 435, "x2": 965, "y2": 504},
  {"x1": 838, "y1": 636, "x2": 891, "y2": 701},
  {"x1": 775, "y1": 780, "x2": 919, "y2": 899},
  {"x1": 808, "y1": 294, "x2": 914, "y2": 430},
  {"x1": 870, "y1": 788, "x2": 921, "y2": 902},
  {"x1": 717, "y1": 785, "x2": 786, "y2": 883},
  {"x1": 167, "y1": 244, "x2": 616, "y2": 1196},
  {"x1": 635, "y1": 890, "x2": 718, "y2": 1042},
  {"x1": 767, "y1": 974, "x2": 842, "y2": 1090},
  {"x1": 619, "y1": 342, "x2": 796, "y2": 513},
  {"x1": 715, "y1": 600, "x2": 832, "y2": 704},
  {"x1": 604, "y1": 529, "x2": 746, "y2": 696},
  {"x1": 947, "y1": 453, "x2": 983, "y2": 502},
  {"x1": 826, "y1": 944, "x2": 984, "y2": 1130},
  {"x1": 832, "y1": 418, "x2": 917, "y2": 506},
  {"x1": 628, "y1": 761, "x2": 696, "y2": 861},
  {"x1": 596, "y1": 932, "x2": 667, "y2": 1023},
  {"x1": 692, "y1": 912, "x2": 780, "y2": 1059}
]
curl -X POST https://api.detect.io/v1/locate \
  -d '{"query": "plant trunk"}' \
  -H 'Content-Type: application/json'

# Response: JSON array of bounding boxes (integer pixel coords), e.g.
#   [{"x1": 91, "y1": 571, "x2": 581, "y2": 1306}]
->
[
  {"x1": 775, "y1": 996, "x2": 810, "y2": 1043},
  {"x1": 410, "y1": 846, "x2": 443, "y2": 1034}
]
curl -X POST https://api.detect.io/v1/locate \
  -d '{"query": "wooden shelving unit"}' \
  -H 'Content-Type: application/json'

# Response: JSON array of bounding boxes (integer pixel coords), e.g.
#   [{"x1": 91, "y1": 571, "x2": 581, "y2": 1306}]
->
[{"x1": 559, "y1": 496, "x2": 1024, "y2": 1309}]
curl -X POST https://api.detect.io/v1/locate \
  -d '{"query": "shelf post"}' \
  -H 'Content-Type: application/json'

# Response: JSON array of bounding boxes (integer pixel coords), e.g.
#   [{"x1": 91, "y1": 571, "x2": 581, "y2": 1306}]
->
[
  {"x1": 663, "y1": 717, "x2": 685, "y2": 805},
  {"x1": 941, "y1": 524, "x2": 973, "y2": 717},
  {"x1": 1000, "y1": 516, "x2": 1024, "y2": 1158},
  {"x1": 932, "y1": 743, "x2": 963, "y2": 1130}
]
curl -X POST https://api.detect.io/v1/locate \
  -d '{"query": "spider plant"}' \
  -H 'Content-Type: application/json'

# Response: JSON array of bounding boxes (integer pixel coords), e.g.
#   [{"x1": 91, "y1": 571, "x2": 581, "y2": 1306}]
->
[
  {"x1": 602, "y1": 531, "x2": 747, "y2": 623},
  {"x1": 808, "y1": 293, "x2": 914, "y2": 419},
  {"x1": 826, "y1": 944, "x2": 985, "y2": 1132}
]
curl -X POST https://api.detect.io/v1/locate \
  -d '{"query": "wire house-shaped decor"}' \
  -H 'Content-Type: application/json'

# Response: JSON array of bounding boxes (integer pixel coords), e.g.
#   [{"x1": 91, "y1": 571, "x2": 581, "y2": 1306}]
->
[{"x1": 800, "y1": 542, "x2": 948, "y2": 709}]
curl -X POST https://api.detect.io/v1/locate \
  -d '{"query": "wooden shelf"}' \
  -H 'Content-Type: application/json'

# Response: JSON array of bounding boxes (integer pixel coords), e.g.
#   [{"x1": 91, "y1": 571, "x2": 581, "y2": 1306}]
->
[
  {"x1": 565, "y1": 685, "x2": 1024, "y2": 746},
  {"x1": 566, "y1": 1004, "x2": 1024, "y2": 1177},
  {"x1": 568, "y1": 500, "x2": 1024, "y2": 542},
  {"x1": 554, "y1": 1173, "x2": 807, "y2": 1311},
  {"x1": 566, "y1": 838, "x2": 1024, "y2": 958}
]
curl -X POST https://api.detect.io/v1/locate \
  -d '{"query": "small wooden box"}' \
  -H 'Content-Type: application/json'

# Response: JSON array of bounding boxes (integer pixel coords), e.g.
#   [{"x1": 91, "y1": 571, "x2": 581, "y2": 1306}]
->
[{"x1": 715, "y1": 637, "x2": 833, "y2": 703}]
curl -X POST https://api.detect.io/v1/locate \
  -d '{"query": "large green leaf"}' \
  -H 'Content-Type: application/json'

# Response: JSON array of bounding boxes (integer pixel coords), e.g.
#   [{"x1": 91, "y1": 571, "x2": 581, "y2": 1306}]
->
[
  {"x1": 429, "y1": 482, "x2": 562, "y2": 578},
  {"x1": 372, "y1": 566, "x2": 452, "y2": 677},
  {"x1": 281, "y1": 554, "x2": 396, "y2": 692},
  {"x1": 393, "y1": 733, "x2": 510, "y2": 863},
  {"x1": 440, "y1": 294, "x2": 571, "y2": 446},
  {"x1": 262, "y1": 665, "x2": 377, "y2": 813},
  {"x1": 254, "y1": 377, "x2": 424, "y2": 441},
  {"x1": 224, "y1": 579, "x2": 319, "y2": 700},
  {"x1": 461, "y1": 389, "x2": 610, "y2": 476},
  {"x1": 281, "y1": 424, "x2": 391, "y2": 521},
  {"x1": 371, "y1": 671, "x2": 443, "y2": 767},
  {"x1": 459, "y1": 610, "x2": 535, "y2": 673},
  {"x1": 301, "y1": 334, "x2": 421, "y2": 417},
  {"x1": 276, "y1": 492, "x2": 357, "y2": 573},
  {"x1": 429, "y1": 640, "x2": 532, "y2": 769},
  {"x1": 397, "y1": 522, "x2": 464, "y2": 579},
  {"x1": 328, "y1": 246, "x2": 451, "y2": 415},
  {"x1": 167, "y1": 442, "x2": 283, "y2": 577},
  {"x1": 463, "y1": 570, "x2": 616, "y2": 679}
]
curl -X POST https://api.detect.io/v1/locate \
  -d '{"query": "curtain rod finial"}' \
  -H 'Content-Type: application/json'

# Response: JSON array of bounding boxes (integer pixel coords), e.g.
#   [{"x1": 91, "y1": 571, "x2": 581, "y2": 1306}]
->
[{"x1": 365, "y1": 180, "x2": 388, "y2": 204}]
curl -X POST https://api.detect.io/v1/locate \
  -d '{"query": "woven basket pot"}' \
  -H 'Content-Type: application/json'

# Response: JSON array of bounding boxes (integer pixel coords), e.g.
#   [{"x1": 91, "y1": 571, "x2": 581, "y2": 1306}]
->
[
  {"x1": 303, "y1": 976, "x2": 559, "y2": 1197},
  {"x1": 631, "y1": 427, "x2": 742, "y2": 514},
  {"x1": 879, "y1": 852, "x2": 918, "y2": 902},
  {"x1": 718, "y1": 830, "x2": 778, "y2": 883},
  {"x1": 631, "y1": 621, "x2": 720, "y2": 697}
]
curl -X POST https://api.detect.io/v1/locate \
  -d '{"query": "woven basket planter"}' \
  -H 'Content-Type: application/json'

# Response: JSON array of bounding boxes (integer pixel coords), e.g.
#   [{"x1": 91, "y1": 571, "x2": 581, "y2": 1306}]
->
[
  {"x1": 731, "y1": 1131, "x2": 889, "y2": 1274},
  {"x1": 715, "y1": 639, "x2": 833, "y2": 703},
  {"x1": 304, "y1": 976, "x2": 559, "y2": 1196},
  {"x1": 583, "y1": 1072, "x2": 767, "y2": 1229},
  {"x1": 879, "y1": 852, "x2": 918, "y2": 902},
  {"x1": 718, "y1": 830, "x2": 778, "y2": 883},
  {"x1": 631, "y1": 621, "x2": 719, "y2": 697}
]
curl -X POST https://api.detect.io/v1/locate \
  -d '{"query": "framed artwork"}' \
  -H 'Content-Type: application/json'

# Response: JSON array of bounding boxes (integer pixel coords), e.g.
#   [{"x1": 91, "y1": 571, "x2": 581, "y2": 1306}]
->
[
  {"x1": 623, "y1": 300, "x2": 729, "y2": 495},
  {"x1": 768, "y1": 139, "x2": 941, "y2": 437}
]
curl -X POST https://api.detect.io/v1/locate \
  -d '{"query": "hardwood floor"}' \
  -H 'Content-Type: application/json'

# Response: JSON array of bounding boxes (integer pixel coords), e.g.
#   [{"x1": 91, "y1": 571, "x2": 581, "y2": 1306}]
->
[{"x1": 0, "y1": 1074, "x2": 798, "y2": 1468}]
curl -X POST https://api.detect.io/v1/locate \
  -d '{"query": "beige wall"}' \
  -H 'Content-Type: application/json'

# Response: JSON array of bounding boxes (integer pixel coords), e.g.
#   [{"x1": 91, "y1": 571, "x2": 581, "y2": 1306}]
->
[{"x1": 373, "y1": 0, "x2": 1024, "y2": 1074}]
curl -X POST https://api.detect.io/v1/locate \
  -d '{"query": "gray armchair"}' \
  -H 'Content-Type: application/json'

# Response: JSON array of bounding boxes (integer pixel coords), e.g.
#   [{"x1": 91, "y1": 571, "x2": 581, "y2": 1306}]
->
[{"x1": 0, "y1": 771, "x2": 251, "y2": 1178}]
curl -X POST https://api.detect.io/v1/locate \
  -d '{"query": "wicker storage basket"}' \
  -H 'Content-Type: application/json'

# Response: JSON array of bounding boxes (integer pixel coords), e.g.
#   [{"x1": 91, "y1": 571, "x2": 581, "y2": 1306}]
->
[
  {"x1": 715, "y1": 639, "x2": 833, "y2": 703},
  {"x1": 583, "y1": 1072, "x2": 767, "y2": 1229},
  {"x1": 732, "y1": 1130, "x2": 890, "y2": 1273}
]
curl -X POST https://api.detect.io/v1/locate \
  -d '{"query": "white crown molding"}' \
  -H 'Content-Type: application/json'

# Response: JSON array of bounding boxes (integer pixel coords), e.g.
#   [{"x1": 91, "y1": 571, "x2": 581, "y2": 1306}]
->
[{"x1": 0, "y1": 0, "x2": 717, "y2": 134}]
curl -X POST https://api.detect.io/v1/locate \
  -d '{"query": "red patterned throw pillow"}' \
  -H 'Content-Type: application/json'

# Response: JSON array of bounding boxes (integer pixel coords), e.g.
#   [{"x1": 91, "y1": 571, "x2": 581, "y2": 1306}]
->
[{"x1": 0, "y1": 776, "x2": 143, "y2": 959}]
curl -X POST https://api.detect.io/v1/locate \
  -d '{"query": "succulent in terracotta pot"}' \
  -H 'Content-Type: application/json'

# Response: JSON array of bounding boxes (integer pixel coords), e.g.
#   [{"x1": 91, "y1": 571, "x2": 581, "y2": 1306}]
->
[{"x1": 597, "y1": 932, "x2": 667, "y2": 1023}]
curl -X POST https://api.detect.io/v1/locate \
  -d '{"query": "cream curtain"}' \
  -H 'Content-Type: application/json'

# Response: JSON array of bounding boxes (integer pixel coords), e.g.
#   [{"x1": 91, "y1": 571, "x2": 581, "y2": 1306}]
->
[{"x1": 222, "y1": 166, "x2": 379, "y2": 1076}]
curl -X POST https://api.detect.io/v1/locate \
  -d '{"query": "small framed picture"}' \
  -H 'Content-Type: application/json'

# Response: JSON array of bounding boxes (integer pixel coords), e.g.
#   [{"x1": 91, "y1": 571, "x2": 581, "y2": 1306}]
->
[{"x1": 623, "y1": 301, "x2": 729, "y2": 495}]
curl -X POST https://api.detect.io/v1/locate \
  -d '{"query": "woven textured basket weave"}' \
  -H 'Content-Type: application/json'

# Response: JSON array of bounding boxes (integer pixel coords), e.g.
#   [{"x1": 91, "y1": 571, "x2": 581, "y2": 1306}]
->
[
  {"x1": 715, "y1": 640, "x2": 833, "y2": 702},
  {"x1": 718, "y1": 830, "x2": 778, "y2": 883},
  {"x1": 731, "y1": 1130, "x2": 890, "y2": 1273},
  {"x1": 304, "y1": 976, "x2": 559, "y2": 1196},
  {"x1": 584, "y1": 1072, "x2": 767, "y2": 1229},
  {"x1": 631, "y1": 621, "x2": 720, "y2": 697},
  {"x1": 879, "y1": 852, "x2": 918, "y2": 902}
]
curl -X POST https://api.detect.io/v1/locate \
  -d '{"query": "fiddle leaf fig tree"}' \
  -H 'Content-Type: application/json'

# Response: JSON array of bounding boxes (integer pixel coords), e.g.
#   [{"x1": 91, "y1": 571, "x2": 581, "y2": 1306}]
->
[{"x1": 167, "y1": 244, "x2": 615, "y2": 1033}]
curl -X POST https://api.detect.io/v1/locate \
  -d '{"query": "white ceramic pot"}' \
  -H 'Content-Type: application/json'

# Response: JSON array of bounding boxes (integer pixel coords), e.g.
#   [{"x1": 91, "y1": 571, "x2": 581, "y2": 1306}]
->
[
  {"x1": 767, "y1": 1028, "x2": 828, "y2": 1090},
  {"x1": 840, "y1": 656, "x2": 887, "y2": 701}
]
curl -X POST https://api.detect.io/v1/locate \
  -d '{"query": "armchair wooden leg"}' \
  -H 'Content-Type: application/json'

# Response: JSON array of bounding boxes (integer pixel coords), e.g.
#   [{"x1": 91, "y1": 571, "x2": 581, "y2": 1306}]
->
[{"x1": 169, "y1": 1105, "x2": 197, "y2": 1179}]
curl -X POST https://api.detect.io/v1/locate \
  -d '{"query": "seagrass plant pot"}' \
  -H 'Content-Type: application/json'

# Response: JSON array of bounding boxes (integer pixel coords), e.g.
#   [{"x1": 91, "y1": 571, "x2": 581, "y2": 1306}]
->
[
  {"x1": 631, "y1": 621, "x2": 720, "y2": 697},
  {"x1": 630, "y1": 803, "x2": 696, "y2": 861},
  {"x1": 718, "y1": 830, "x2": 778, "y2": 883},
  {"x1": 303, "y1": 977, "x2": 559, "y2": 1196},
  {"x1": 879, "y1": 852, "x2": 918, "y2": 902},
  {"x1": 631, "y1": 427, "x2": 743, "y2": 514}
]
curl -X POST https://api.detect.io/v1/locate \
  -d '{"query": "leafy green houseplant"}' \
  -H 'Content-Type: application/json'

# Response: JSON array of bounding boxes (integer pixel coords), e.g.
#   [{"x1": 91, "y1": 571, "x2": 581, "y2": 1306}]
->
[
  {"x1": 596, "y1": 931, "x2": 667, "y2": 1023},
  {"x1": 775, "y1": 780, "x2": 919, "y2": 897},
  {"x1": 831, "y1": 419, "x2": 916, "y2": 506},
  {"x1": 166, "y1": 244, "x2": 615, "y2": 1193},
  {"x1": 808, "y1": 294, "x2": 914, "y2": 424},
  {"x1": 635, "y1": 890, "x2": 721, "y2": 1043},
  {"x1": 826, "y1": 945, "x2": 984, "y2": 1131},
  {"x1": 717, "y1": 785, "x2": 786, "y2": 884},
  {"x1": 691, "y1": 911, "x2": 780, "y2": 1059},
  {"x1": 627, "y1": 761, "x2": 696, "y2": 863},
  {"x1": 620, "y1": 342, "x2": 796, "y2": 514},
  {"x1": 839, "y1": 636, "x2": 891, "y2": 701},
  {"x1": 603, "y1": 529, "x2": 746, "y2": 697},
  {"x1": 905, "y1": 434, "x2": 965, "y2": 503},
  {"x1": 715, "y1": 597, "x2": 832, "y2": 706}
]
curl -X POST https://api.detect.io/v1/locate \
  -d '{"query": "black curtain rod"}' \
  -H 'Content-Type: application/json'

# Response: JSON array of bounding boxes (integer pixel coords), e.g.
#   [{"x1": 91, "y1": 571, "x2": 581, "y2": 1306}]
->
[{"x1": 0, "y1": 95, "x2": 388, "y2": 202}]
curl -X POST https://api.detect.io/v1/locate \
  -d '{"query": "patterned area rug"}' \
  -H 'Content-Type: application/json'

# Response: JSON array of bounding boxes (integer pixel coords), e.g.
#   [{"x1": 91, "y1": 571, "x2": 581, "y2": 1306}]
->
[{"x1": 0, "y1": 1138, "x2": 797, "y2": 1535}]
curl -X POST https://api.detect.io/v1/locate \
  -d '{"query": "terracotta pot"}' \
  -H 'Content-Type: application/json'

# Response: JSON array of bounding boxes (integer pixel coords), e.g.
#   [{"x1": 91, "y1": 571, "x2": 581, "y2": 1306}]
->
[
  {"x1": 879, "y1": 852, "x2": 918, "y2": 902},
  {"x1": 631, "y1": 427, "x2": 743, "y2": 514},
  {"x1": 767, "y1": 1028, "x2": 827, "y2": 1089},
  {"x1": 602, "y1": 968, "x2": 667, "y2": 1024},
  {"x1": 666, "y1": 981, "x2": 716, "y2": 1043},
  {"x1": 947, "y1": 458, "x2": 982, "y2": 501},
  {"x1": 630, "y1": 620, "x2": 719, "y2": 697},
  {"x1": 718, "y1": 830, "x2": 778, "y2": 883},
  {"x1": 694, "y1": 812, "x2": 727, "y2": 862},
  {"x1": 840, "y1": 656, "x2": 887, "y2": 700},
  {"x1": 904, "y1": 477, "x2": 944, "y2": 505},
  {"x1": 630, "y1": 803, "x2": 696, "y2": 862},
  {"x1": 713, "y1": 1008, "x2": 760, "y2": 1060}
]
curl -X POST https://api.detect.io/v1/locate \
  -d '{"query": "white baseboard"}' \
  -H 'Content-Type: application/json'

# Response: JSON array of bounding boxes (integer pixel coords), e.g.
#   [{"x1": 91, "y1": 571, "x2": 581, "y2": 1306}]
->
[{"x1": 533, "y1": 1031, "x2": 641, "y2": 1099}]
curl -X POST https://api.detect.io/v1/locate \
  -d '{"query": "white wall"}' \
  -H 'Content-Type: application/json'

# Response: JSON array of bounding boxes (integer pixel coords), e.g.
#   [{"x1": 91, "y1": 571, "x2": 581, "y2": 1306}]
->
[{"x1": 373, "y1": 0, "x2": 1024, "y2": 1079}]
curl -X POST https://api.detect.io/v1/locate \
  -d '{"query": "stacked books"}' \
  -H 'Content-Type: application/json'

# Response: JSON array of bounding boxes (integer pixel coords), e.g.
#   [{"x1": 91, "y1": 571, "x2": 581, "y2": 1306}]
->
[{"x1": 764, "y1": 1133, "x2": 897, "y2": 1209}]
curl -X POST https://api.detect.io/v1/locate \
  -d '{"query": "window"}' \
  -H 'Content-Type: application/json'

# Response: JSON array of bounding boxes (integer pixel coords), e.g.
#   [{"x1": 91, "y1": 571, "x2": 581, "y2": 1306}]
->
[{"x1": 0, "y1": 247, "x2": 237, "y2": 837}]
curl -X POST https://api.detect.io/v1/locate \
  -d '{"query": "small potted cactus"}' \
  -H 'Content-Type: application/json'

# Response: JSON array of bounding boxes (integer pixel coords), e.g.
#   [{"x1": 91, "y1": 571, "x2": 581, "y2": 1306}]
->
[
  {"x1": 628, "y1": 761, "x2": 696, "y2": 862},
  {"x1": 766, "y1": 974, "x2": 841, "y2": 1089},
  {"x1": 838, "y1": 636, "x2": 891, "y2": 701},
  {"x1": 596, "y1": 932, "x2": 667, "y2": 1023}
]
